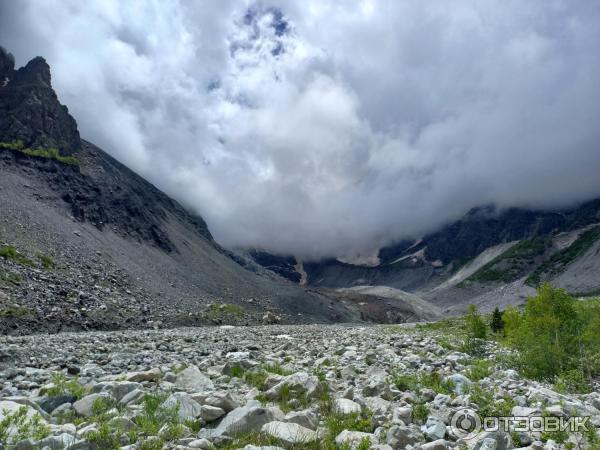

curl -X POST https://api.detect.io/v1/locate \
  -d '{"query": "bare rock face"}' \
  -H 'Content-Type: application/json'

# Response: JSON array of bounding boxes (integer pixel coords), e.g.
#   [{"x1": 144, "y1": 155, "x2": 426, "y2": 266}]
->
[{"x1": 0, "y1": 47, "x2": 81, "y2": 155}]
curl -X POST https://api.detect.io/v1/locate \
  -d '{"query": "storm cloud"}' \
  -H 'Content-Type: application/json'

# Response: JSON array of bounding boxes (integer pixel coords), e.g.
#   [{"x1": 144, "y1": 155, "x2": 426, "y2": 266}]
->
[{"x1": 1, "y1": 1, "x2": 599, "y2": 260}]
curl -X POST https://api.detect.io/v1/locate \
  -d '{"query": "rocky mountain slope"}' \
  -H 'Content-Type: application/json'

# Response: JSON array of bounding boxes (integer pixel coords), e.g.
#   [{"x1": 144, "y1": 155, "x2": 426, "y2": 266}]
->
[
  {"x1": 249, "y1": 201, "x2": 600, "y2": 314},
  {"x1": 0, "y1": 46, "x2": 367, "y2": 334},
  {"x1": 1, "y1": 323, "x2": 599, "y2": 449}
]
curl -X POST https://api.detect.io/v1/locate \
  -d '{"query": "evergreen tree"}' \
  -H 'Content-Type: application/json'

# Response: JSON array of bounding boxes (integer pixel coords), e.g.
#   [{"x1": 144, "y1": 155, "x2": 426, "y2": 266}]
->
[{"x1": 490, "y1": 307, "x2": 504, "y2": 333}]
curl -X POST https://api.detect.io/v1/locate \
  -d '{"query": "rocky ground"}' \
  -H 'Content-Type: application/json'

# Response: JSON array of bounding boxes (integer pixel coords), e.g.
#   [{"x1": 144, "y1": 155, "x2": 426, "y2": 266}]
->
[{"x1": 1, "y1": 324, "x2": 599, "y2": 450}]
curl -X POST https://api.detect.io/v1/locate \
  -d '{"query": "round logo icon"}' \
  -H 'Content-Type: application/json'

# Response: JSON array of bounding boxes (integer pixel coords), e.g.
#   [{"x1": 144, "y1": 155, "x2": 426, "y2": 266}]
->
[{"x1": 450, "y1": 408, "x2": 482, "y2": 440}]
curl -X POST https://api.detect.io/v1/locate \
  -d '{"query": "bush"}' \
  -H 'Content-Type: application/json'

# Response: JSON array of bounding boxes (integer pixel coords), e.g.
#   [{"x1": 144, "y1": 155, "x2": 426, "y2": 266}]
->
[
  {"x1": 502, "y1": 284, "x2": 599, "y2": 390},
  {"x1": 490, "y1": 307, "x2": 504, "y2": 334},
  {"x1": 0, "y1": 406, "x2": 50, "y2": 445}
]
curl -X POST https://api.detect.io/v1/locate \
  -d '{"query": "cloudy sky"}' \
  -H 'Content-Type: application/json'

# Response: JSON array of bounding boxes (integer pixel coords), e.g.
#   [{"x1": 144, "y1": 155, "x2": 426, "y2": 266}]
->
[{"x1": 1, "y1": 1, "x2": 599, "y2": 260}]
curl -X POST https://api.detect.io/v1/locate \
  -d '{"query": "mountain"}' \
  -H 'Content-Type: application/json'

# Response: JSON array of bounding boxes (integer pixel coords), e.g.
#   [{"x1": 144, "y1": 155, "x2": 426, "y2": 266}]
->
[
  {"x1": 0, "y1": 46, "x2": 365, "y2": 334},
  {"x1": 250, "y1": 201, "x2": 600, "y2": 314}
]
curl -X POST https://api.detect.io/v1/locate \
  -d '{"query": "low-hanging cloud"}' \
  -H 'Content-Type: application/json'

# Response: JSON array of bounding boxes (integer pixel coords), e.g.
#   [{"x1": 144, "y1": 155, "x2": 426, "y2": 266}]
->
[{"x1": 1, "y1": 0, "x2": 599, "y2": 261}]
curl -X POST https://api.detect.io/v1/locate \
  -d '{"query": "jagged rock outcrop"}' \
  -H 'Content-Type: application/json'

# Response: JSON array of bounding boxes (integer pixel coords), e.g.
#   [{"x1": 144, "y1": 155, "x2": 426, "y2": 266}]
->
[{"x1": 0, "y1": 46, "x2": 80, "y2": 155}]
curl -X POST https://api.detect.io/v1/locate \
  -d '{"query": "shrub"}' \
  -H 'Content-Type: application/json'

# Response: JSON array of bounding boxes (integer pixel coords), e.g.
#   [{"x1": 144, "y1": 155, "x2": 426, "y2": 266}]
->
[
  {"x1": 46, "y1": 372, "x2": 86, "y2": 399},
  {"x1": 134, "y1": 393, "x2": 179, "y2": 436},
  {"x1": 0, "y1": 406, "x2": 50, "y2": 445},
  {"x1": 490, "y1": 307, "x2": 504, "y2": 334}
]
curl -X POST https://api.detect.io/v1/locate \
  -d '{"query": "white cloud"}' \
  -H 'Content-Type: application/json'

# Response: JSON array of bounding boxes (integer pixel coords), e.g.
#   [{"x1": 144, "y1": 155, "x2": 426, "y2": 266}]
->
[{"x1": 1, "y1": 0, "x2": 599, "y2": 260}]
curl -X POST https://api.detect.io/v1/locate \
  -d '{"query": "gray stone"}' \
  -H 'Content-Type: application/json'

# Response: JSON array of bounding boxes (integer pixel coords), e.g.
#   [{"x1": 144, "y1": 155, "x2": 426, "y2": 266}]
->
[
  {"x1": 335, "y1": 430, "x2": 379, "y2": 449},
  {"x1": 386, "y1": 425, "x2": 423, "y2": 449},
  {"x1": 284, "y1": 409, "x2": 319, "y2": 430},
  {"x1": 199, "y1": 400, "x2": 274, "y2": 439},
  {"x1": 175, "y1": 366, "x2": 215, "y2": 393},
  {"x1": 261, "y1": 421, "x2": 318, "y2": 446},
  {"x1": 266, "y1": 372, "x2": 319, "y2": 400},
  {"x1": 163, "y1": 392, "x2": 203, "y2": 420},
  {"x1": 334, "y1": 398, "x2": 362, "y2": 415},
  {"x1": 73, "y1": 392, "x2": 112, "y2": 417},
  {"x1": 421, "y1": 415, "x2": 446, "y2": 441}
]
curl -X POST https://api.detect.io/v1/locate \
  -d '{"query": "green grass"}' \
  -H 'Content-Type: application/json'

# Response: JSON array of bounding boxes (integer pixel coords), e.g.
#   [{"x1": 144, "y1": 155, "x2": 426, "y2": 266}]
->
[
  {"x1": 0, "y1": 245, "x2": 34, "y2": 267},
  {"x1": 134, "y1": 392, "x2": 180, "y2": 436},
  {"x1": 0, "y1": 140, "x2": 79, "y2": 166},
  {"x1": 243, "y1": 370, "x2": 269, "y2": 390},
  {"x1": 412, "y1": 402, "x2": 430, "y2": 424},
  {"x1": 465, "y1": 359, "x2": 493, "y2": 381},
  {"x1": 0, "y1": 268, "x2": 22, "y2": 285},
  {"x1": 390, "y1": 371, "x2": 454, "y2": 395},
  {"x1": 207, "y1": 302, "x2": 245, "y2": 320},
  {"x1": 37, "y1": 253, "x2": 55, "y2": 269},
  {"x1": 263, "y1": 362, "x2": 293, "y2": 376},
  {"x1": 527, "y1": 226, "x2": 600, "y2": 286},
  {"x1": 463, "y1": 237, "x2": 551, "y2": 284}
]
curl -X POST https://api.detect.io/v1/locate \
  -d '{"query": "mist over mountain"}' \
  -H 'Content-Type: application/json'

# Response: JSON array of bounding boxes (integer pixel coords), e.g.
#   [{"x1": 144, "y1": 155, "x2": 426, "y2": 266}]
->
[{"x1": 1, "y1": 1, "x2": 599, "y2": 260}]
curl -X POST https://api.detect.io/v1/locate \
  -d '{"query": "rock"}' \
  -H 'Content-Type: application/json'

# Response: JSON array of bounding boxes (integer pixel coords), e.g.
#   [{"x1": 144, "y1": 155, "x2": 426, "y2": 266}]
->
[
  {"x1": 421, "y1": 439, "x2": 450, "y2": 450},
  {"x1": 198, "y1": 392, "x2": 239, "y2": 412},
  {"x1": 266, "y1": 372, "x2": 319, "y2": 400},
  {"x1": 478, "y1": 438, "x2": 498, "y2": 450},
  {"x1": 163, "y1": 392, "x2": 203, "y2": 420},
  {"x1": 512, "y1": 406, "x2": 541, "y2": 417},
  {"x1": 72, "y1": 392, "x2": 112, "y2": 417},
  {"x1": 262, "y1": 311, "x2": 281, "y2": 324},
  {"x1": 393, "y1": 406, "x2": 412, "y2": 425},
  {"x1": 126, "y1": 368, "x2": 161, "y2": 382},
  {"x1": 334, "y1": 398, "x2": 362, "y2": 415},
  {"x1": 108, "y1": 416, "x2": 137, "y2": 431},
  {"x1": 284, "y1": 409, "x2": 319, "y2": 430},
  {"x1": 14, "y1": 433, "x2": 80, "y2": 450},
  {"x1": 261, "y1": 421, "x2": 318, "y2": 446},
  {"x1": 335, "y1": 430, "x2": 379, "y2": 449},
  {"x1": 200, "y1": 404, "x2": 226, "y2": 422},
  {"x1": 119, "y1": 388, "x2": 144, "y2": 405},
  {"x1": 386, "y1": 425, "x2": 423, "y2": 449},
  {"x1": 37, "y1": 394, "x2": 76, "y2": 414},
  {"x1": 188, "y1": 438, "x2": 214, "y2": 449},
  {"x1": 444, "y1": 374, "x2": 472, "y2": 394},
  {"x1": 199, "y1": 400, "x2": 274, "y2": 439},
  {"x1": 175, "y1": 366, "x2": 215, "y2": 393},
  {"x1": 422, "y1": 415, "x2": 446, "y2": 440},
  {"x1": 472, "y1": 431, "x2": 512, "y2": 450},
  {"x1": 96, "y1": 381, "x2": 141, "y2": 402}
]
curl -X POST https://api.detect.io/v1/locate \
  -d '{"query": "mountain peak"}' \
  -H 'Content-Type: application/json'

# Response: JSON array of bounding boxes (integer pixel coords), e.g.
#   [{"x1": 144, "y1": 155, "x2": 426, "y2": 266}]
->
[
  {"x1": 17, "y1": 56, "x2": 52, "y2": 86},
  {"x1": 0, "y1": 46, "x2": 15, "y2": 79},
  {"x1": 0, "y1": 49, "x2": 80, "y2": 155}
]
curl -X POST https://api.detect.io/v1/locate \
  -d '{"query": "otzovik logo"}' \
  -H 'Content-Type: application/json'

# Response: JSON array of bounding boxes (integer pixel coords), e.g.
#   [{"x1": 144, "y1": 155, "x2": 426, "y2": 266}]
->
[{"x1": 450, "y1": 409, "x2": 590, "y2": 440}]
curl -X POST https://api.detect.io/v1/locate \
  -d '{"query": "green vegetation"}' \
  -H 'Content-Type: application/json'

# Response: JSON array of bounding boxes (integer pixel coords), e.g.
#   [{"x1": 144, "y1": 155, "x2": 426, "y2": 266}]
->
[
  {"x1": 46, "y1": 372, "x2": 87, "y2": 399},
  {"x1": 134, "y1": 392, "x2": 180, "y2": 436},
  {"x1": 0, "y1": 245, "x2": 34, "y2": 267},
  {"x1": 465, "y1": 359, "x2": 493, "y2": 381},
  {"x1": 0, "y1": 268, "x2": 22, "y2": 285},
  {"x1": 37, "y1": 253, "x2": 55, "y2": 269},
  {"x1": 468, "y1": 384, "x2": 515, "y2": 418},
  {"x1": 464, "y1": 237, "x2": 551, "y2": 284},
  {"x1": 391, "y1": 371, "x2": 454, "y2": 395},
  {"x1": 502, "y1": 284, "x2": 600, "y2": 392},
  {"x1": 527, "y1": 226, "x2": 600, "y2": 286},
  {"x1": 412, "y1": 402, "x2": 430, "y2": 424},
  {"x1": 0, "y1": 406, "x2": 50, "y2": 445},
  {"x1": 0, "y1": 305, "x2": 31, "y2": 318},
  {"x1": 207, "y1": 302, "x2": 245, "y2": 321},
  {"x1": 490, "y1": 307, "x2": 505, "y2": 334},
  {"x1": 0, "y1": 140, "x2": 79, "y2": 166}
]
